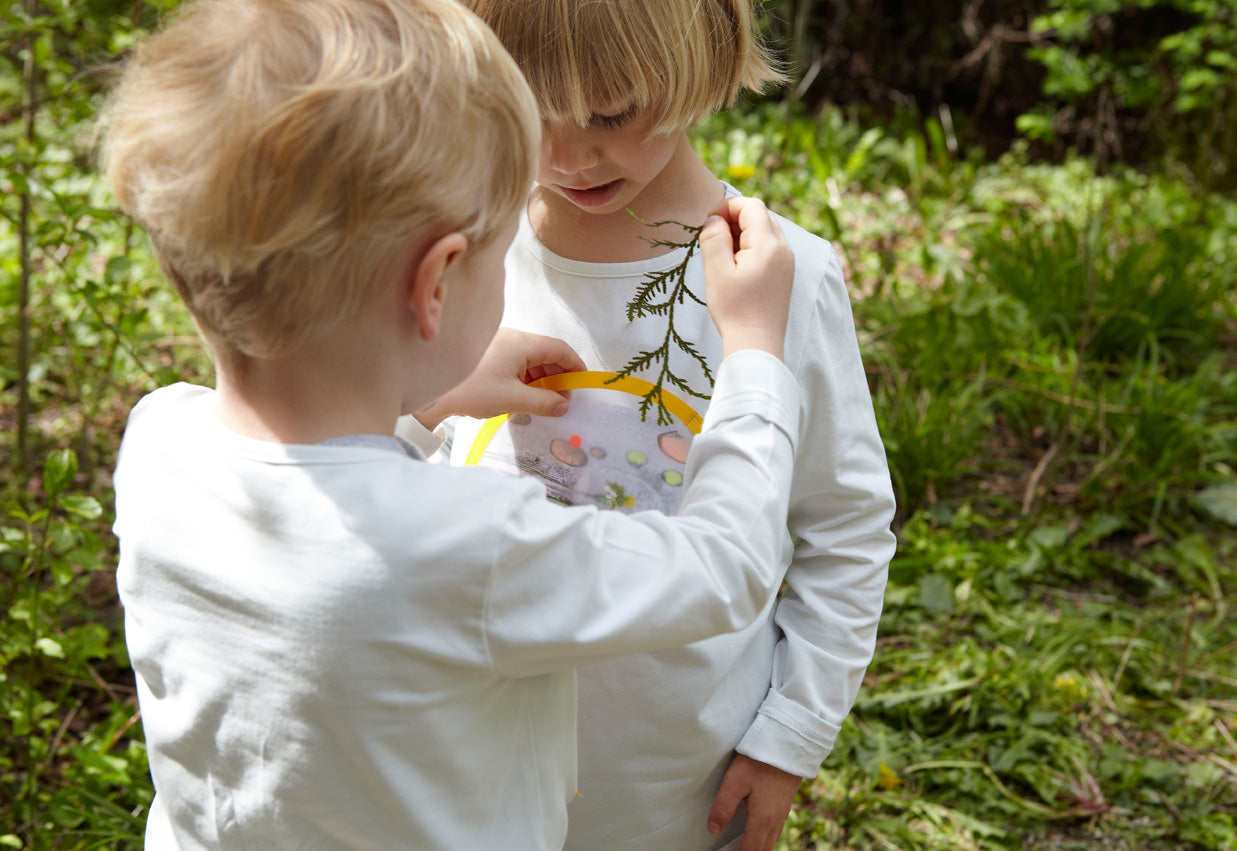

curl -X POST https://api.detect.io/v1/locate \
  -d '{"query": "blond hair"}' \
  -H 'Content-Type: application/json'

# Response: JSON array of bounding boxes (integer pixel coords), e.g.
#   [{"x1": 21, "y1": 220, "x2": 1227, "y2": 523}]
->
[
  {"x1": 100, "y1": 0, "x2": 539, "y2": 360},
  {"x1": 463, "y1": 0, "x2": 785, "y2": 135}
]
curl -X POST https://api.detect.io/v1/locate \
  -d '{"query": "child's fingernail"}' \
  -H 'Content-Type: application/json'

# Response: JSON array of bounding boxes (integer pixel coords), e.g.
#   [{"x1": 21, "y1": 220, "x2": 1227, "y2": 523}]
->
[
  {"x1": 551, "y1": 401, "x2": 567, "y2": 417},
  {"x1": 707, "y1": 821, "x2": 720, "y2": 834}
]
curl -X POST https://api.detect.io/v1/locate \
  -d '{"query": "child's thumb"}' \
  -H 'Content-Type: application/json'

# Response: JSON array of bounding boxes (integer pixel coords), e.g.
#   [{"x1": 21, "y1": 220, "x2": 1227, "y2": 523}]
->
[
  {"x1": 519, "y1": 388, "x2": 569, "y2": 418},
  {"x1": 698, "y1": 215, "x2": 736, "y2": 272}
]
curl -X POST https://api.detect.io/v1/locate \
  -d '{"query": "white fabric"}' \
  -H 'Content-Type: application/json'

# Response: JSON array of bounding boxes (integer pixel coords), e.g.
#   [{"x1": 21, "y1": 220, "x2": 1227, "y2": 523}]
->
[
  {"x1": 112, "y1": 350, "x2": 800, "y2": 851},
  {"x1": 451, "y1": 187, "x2": 897, "y2": 850}
]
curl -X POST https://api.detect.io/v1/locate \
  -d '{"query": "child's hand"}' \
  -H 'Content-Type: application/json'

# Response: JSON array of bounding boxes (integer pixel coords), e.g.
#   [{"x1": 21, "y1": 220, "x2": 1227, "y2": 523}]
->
[
  {"x1": 699, "y1": 197, "x2": 794, "y2": 361},
  {"x1": 416, "y1": 329, "x2": 586, "y2": 428},
  {"x1": 707, "y1": 754, "x2": 801, "y2": 851}
]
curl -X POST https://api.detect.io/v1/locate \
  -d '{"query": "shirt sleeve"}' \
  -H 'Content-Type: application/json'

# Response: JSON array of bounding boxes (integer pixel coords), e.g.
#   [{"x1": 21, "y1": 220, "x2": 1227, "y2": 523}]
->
[
  {"x1": 482, "y1": 350, "x2": 804, "y2": 678},
  {"x1": 394, "y1": 414, "x2": 448, "y2": 461},
  {"x1": 736, "y1": 248, "x2": 897, "y2": 777}
]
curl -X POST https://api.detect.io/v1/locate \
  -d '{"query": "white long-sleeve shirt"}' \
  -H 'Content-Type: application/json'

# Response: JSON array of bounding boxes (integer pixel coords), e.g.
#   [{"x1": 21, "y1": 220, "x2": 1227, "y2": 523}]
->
[
  {"x1": 451, "y1": 189, "x2": 896, "y2": 850},
  {"x1": 114, "y1": 351, "x2": 799, "y2": 851}
]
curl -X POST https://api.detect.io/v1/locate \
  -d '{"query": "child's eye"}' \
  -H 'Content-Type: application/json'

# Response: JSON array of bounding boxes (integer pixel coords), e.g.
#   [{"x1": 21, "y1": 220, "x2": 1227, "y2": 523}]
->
[{"x1": 590, "y1": 104, "x2": 638, "y2": 130}]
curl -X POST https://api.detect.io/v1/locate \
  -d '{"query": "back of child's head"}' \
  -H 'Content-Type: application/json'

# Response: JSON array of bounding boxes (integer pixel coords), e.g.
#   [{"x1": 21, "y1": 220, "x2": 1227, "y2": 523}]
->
[
  {"x1": 463, "y1": 0, "x2": 784, "y2": 135},
  {"x1": 101, "y1": 0, "x2": 538, "y2": 360}
]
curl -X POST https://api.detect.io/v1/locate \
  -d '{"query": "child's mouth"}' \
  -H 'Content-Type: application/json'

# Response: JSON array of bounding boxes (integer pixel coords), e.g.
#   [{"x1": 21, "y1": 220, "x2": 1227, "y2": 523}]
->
[{"x1": 557, "y1": 179, "x2": 623, "y2": 208}]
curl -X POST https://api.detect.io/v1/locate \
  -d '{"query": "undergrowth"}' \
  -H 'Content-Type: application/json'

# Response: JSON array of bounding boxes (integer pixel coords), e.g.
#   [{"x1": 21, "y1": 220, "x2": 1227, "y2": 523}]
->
[
  {"x1": 696, "y1": 101, "x2": 1236, "y2": 850},
  {"x1": 1, "y1": 24, "x2": 1234, "y2": 850}
]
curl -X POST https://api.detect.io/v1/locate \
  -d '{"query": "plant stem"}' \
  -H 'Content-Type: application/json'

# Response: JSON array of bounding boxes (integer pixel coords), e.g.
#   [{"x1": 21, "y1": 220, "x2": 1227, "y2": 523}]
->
[
  {"x1": 17, "y1": 0, "x2": 38, "y2": 478},
  {"x1": 1173, "y1": 593, "x2": 1200, "y2": 696}
]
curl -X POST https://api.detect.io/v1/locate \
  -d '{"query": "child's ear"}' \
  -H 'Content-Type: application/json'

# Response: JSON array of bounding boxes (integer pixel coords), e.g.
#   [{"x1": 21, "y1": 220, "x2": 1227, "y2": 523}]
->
[{"x1": 406, "y1": 232, "x2": 468, "y2": 342}]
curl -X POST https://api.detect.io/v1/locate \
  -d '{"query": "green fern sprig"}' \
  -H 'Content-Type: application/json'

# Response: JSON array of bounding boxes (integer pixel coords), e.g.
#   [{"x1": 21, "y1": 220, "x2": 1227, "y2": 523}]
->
[{"x1": 607, "y1": 214, "x2": 715, "y2": 425}]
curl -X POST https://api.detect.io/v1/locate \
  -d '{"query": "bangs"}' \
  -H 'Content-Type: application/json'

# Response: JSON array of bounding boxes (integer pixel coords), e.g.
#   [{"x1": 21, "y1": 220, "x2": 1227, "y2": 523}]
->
[{"x1": 471, "y1": 0, "x2": 784, "y2": 134}]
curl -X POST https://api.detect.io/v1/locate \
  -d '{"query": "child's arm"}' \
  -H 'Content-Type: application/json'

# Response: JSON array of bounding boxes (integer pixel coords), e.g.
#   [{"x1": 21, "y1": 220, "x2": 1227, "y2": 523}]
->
[
  {"x1": 714, "y1": 233, "x2": 897, "y2": 850},
  {"x1": 481, "y1": 198, "x2": 802, "y2": 671},
  {"x1": 413, "y1": 328, "x2": 586, "y2": 429},
  {"x1": 697, "y1": 198, "x2": 803, "y2": 851}
]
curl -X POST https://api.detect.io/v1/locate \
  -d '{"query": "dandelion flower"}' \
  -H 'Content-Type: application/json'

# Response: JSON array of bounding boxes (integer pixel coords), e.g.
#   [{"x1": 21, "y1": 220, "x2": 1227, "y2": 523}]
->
[{"x1": 877, "y1": 763, "x2": 905, "y2": 791}]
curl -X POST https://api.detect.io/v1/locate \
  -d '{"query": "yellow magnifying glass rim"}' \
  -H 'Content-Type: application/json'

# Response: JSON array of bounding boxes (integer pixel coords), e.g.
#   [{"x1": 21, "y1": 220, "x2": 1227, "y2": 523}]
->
[{"x1": 464, "y1": 371, "x2": 703, "y2": 467}]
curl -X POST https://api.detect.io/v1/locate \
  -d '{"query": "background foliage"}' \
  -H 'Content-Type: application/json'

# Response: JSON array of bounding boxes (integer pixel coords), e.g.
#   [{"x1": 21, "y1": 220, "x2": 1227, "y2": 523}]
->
[
  {"x1": 761, "y1": 0, "x2": 1237, "y2": 189},
  {"x1": 2, "y1": 0, "x2": 1235, "y2": 848}
]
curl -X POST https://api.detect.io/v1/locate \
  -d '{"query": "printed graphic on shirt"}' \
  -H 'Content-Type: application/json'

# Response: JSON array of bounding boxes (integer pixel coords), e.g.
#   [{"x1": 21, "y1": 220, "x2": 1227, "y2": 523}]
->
[{"x1": 466, "y1": 373, "x2": 700, "y2": 514}]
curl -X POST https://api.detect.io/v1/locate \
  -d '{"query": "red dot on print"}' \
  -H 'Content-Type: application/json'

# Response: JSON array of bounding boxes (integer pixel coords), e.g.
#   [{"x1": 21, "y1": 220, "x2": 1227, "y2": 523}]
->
[{"x1": 569, "y1": 434, "x2": 583, "y2": 449}]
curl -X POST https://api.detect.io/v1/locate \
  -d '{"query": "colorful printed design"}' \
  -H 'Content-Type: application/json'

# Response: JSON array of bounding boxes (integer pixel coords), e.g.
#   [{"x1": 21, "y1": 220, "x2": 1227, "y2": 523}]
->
[{"x1": 465, "y1": 372, "x2": 701, "y2": 515}]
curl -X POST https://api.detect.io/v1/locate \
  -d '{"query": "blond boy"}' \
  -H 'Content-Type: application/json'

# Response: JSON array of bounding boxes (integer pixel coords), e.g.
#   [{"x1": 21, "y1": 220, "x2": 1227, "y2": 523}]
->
[
  {"x1": 457, "y1": 2, "x2": 898, "y2": 849},
  {"x1": 102, "y1": 0, "x2": 807, "y2": 848}
]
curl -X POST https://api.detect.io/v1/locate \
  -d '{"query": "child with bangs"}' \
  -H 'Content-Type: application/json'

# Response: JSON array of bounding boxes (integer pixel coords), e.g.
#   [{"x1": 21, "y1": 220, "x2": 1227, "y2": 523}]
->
[
  {"x1": 455, "y1": 2, "x2": 898, "y2": 849},
  {"x1": 102, "y1": 0, "x2": 808, "y2": 848}
]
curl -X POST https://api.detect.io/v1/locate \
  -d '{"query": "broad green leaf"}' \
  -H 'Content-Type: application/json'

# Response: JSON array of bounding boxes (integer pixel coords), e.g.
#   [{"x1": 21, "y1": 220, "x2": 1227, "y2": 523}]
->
[
  {"x1": 61, "y1": 493, "x2": 103, "y2": 520},
  {"x1": 918, "y1": 574, "x2": 954, "y2": 613},
  {"x1": 105, "y1": 255, "x2": 133, "y2": 285},
  {"x1": 1192, "y1": 484, "x2": 1237, "y2": 526},
  {"x1": 43, "y1": 449, "x2": 77, "y2": 497},
  {"x1": 35, "y1": 637, "x2": 65, "y2": 659}
]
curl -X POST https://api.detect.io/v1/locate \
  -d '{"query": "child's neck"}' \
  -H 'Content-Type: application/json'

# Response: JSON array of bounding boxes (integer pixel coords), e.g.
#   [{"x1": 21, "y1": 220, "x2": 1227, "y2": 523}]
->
[
  {"x1": 528, "y1": 134, "x2": 725, "y2": 263},
  {"x1": 210, "y1": 316, "x2": 412, "y2": 445},
  {"x1": 212, "y1": 356, "x2": 402, "y2": 445}
]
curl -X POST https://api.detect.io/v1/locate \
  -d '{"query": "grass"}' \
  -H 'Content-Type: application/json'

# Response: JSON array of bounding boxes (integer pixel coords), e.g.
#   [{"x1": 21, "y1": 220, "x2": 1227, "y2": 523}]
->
[
  {"x1": 0, "y1": 91, "x2": 1233, "y2": 848},
  {"x1": 697, "y1": 100, "x2": 1236, "y2": 849}
]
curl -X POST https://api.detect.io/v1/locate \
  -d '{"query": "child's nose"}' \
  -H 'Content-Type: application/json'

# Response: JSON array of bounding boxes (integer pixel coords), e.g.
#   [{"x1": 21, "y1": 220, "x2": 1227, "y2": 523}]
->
[{"x1": 544, "y1": 124, "x2": 599, "y2": 174}]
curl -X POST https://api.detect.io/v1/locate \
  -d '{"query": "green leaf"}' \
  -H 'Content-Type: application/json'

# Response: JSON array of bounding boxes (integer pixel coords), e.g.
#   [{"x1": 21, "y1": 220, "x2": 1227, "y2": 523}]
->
[
  {"x1": 35, "y1": 637, "x2": 65, "y2": 659},
  {"x1": 1204, "y1": 50, "x2": 1237, "y2": 71},
  {"x1": 1075, "y1": 513, "x2": 1124, "y2": 547},
  {"x1": 1185, "y1": 760, "x2": 1225, "y2": 788},
  {"x1": 65, "y1": 623, "x2": 111, "y2": 659},
  {"x1": 1192, "y1": 484, "x2": 1237, "y2": 526},
  {"x1": 1180, "y1": 67, "x2": 1221, "y2": 93},
  {"x1": 918, "y1": 573, "x2": 954, "y2": 613},
  {"x1": 1030, "y1": 524, "x2": 1069, "y2": 551},
  {"x1": 105, "y1": 255, "x2": 133, "y2": 284},
  {"x1": 61, "y1": 493, "x2": 103, "y2": 520},
  {"x1": 43, "y1": 449, "x2": 78, "y2": 497},
  {"x1": 1140, "y1": 758, "x2": 1181, "y2": 789},
  {"x1": 50, "y1": 557, "x2": 75, "y2": 587}
]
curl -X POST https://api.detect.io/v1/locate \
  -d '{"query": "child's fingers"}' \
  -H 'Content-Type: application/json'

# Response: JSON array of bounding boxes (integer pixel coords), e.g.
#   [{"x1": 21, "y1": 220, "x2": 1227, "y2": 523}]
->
[
  {"x1": 524, "y1": 335, "x2": 587, "y2": 377},
  {"x1": 698, "y1": 214, "x2": 737, "y2": 273},
  {"x1": 493, "y1": 329, "x2": 586, "y2": 381},
  {"x1": 515, "y1": 387, "x2": 570, "y2": 418},
  {"x1": 493, "y1": 381, "x2": 570, "y2": 418},
  {"x1": 707, "y1": 197, "x2": 783, "y2": 254},
  {"x1": 706, "y1": 778, "x2": 743, "y2": 836}
]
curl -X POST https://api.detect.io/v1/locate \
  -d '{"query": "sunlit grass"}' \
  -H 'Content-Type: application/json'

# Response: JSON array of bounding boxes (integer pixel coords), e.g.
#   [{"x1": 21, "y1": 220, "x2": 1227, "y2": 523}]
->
[{"x1": 696, "y1": 103, "x2": 1237, "y2": 850}]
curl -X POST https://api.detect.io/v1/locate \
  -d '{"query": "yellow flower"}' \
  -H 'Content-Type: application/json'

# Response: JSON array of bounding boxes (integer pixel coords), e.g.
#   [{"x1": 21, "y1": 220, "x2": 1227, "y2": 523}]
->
[
  {"x1": 1053, "y1": 671, "x2": 1088, "y2": 700},
  {"x1": 727, "y1": 164, "x2": 756, "y2": 180},
  {"x1": 877, "y1": 763, "x2": 905, "y2": 791}
]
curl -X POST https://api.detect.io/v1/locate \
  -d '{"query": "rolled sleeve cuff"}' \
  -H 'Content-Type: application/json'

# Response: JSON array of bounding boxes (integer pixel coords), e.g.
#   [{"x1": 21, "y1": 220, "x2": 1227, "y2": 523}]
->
[
  {"x1": 704, "y1": 350, "x2": 801, "y2": 445},
  {"x1": 735, "y1": 691, "x2": 841, "y2": 778}
]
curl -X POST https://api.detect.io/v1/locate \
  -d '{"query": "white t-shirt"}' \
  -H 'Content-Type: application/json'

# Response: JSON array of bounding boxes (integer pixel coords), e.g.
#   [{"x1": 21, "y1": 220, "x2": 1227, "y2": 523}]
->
[
  {"x1": 452, "y1": 188, "x2": 897, "y2": 850},
  {"x1": 113, "y1": 351, "x2": 799, "y2": 850}
]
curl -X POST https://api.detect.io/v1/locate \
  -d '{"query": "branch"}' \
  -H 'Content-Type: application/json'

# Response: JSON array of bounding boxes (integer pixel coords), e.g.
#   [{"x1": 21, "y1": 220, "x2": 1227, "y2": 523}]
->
[{"x1": 610, "y1": 212, "x2": 714, "y2": 422}]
